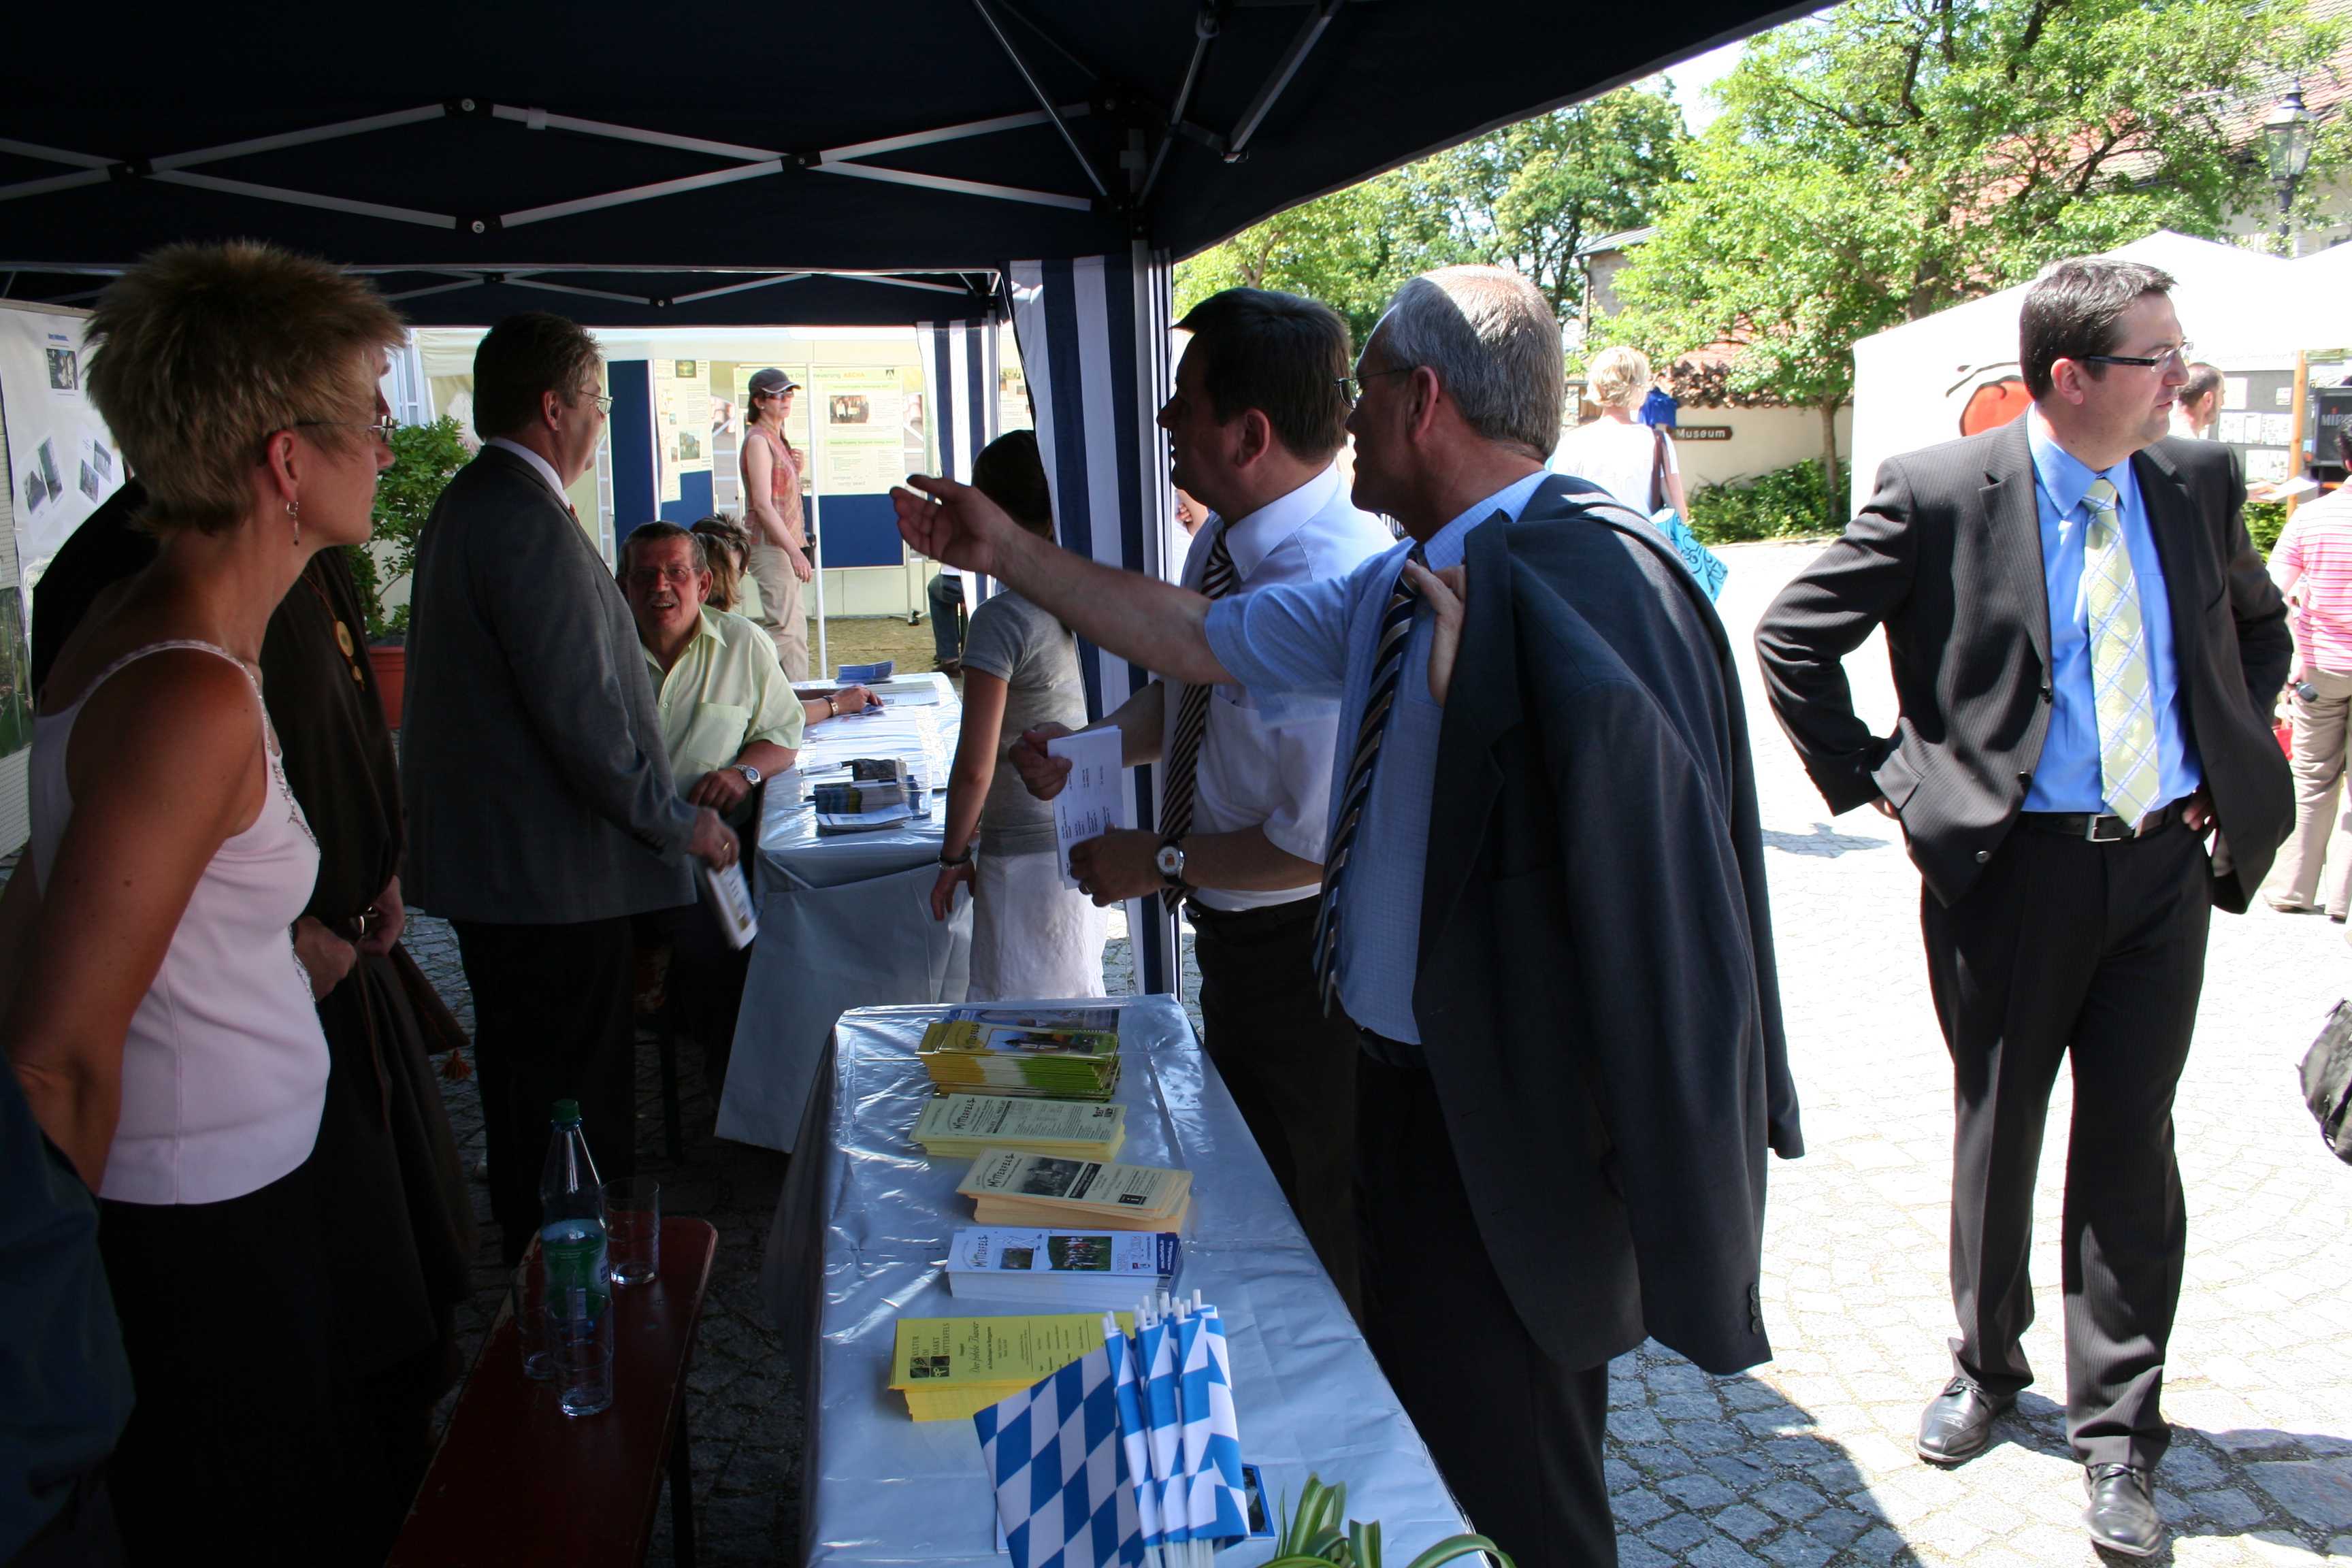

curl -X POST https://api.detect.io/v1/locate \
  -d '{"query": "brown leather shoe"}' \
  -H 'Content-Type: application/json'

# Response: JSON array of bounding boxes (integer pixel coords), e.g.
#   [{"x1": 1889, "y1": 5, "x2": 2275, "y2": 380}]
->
[
  {"x1": 2083, "y1": 1463, "x2": 2163, "y2": 1556},
  {"x1": 1915, "y1": 1375, "x2": 2013, "y2": 1464}
]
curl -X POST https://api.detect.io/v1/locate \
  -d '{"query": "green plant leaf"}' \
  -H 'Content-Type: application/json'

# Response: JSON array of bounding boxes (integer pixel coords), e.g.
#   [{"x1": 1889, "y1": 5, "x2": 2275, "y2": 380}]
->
[{"x1": 1399, "y1": 1532, "x2": 1516, "y2": 1568}]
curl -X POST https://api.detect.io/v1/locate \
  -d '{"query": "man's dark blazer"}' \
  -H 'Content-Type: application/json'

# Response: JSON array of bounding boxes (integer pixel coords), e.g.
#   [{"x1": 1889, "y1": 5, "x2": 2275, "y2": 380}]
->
[
  {"x1": 401, "y1": 444, "x2": 694, "y2": 926},
  {"x1": 1754, "y1": 418, "x2": 2291, "y2": 912},
  {"x1": 1415, "y1": 475, "x2": 1803, "y2": 1378}
]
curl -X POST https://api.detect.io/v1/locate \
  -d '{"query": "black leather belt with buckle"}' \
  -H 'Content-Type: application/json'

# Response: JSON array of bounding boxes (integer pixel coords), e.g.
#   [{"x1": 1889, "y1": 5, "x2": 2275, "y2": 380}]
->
[{"x1": 2017, "y1": 800, "x2": 2183, "y2": 842}]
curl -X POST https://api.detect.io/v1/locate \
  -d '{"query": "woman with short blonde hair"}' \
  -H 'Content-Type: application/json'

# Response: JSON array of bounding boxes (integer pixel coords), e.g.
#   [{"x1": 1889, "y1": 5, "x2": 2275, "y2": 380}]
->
[
  {"x1": 1, "y1": 240, "x2": 405, "y2": 1559},
  {"x1": 1552, "y1": 344, "x2": 1689, "y2": 517}
]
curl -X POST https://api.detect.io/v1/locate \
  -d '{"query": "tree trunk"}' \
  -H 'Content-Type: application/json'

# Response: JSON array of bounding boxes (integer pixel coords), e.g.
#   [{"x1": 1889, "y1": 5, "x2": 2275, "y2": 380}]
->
[{"x1": 1820, "y1": 402, "x2": 1844, "y2": 529}]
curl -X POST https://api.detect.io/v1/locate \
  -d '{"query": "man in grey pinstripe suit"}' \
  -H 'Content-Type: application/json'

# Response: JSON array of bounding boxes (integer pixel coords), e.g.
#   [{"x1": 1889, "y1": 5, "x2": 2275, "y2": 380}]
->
[{"x1": 1757, "y1": 258, "x2": 2291, "y2": 1556}]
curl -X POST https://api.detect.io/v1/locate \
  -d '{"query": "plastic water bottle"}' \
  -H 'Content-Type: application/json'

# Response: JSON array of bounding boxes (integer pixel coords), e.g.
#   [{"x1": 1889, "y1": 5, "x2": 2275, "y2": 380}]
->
[{"x1": 538, "y1": 1100, "x2": 613, "y2": 1416}]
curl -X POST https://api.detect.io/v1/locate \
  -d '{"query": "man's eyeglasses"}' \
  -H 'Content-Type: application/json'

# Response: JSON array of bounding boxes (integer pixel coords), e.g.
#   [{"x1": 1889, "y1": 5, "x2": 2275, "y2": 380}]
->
[
  {"x1": 296, "y1": 415, "x2": 399, "y2": 446},
  {"x1": 625, "y1": 565, "x2": 700, "y2": 589},
  {"x1": 2083, "y1": 341, "x2": 2194, "y2": 372},
  {"x1": 1338, "y1": 366, "x2": 1414, "y2": 403},
  {"x1": 581, "y1": 393, "x2": 615, "y2": 414}
]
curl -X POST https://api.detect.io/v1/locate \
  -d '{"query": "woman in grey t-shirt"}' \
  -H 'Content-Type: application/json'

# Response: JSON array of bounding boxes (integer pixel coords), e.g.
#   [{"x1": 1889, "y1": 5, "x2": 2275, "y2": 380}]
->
[{"x1": 930, "y1": 433, "x2": 1107, "y2": 999}]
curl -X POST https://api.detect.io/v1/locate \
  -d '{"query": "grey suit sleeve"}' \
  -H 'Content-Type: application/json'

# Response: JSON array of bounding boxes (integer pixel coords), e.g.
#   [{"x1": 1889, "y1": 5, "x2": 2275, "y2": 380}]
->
[
  {"x1": 1752, "y1": 461, "x2": 1921, "y2": 815},
  {"x1": 480, "y1": 509, "x2": 696, "y2": 859}
]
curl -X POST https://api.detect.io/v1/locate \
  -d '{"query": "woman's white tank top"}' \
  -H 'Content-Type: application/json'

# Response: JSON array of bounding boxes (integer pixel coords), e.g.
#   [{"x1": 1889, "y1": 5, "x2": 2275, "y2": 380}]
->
[{"x1": 29, "y1": 640, "x2": 329, "y2": 1205}]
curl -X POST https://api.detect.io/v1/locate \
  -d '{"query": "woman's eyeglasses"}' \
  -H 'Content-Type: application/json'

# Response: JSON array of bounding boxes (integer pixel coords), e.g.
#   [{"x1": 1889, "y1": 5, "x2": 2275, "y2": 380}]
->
[{"x1": 295, "y1": 415, "x2": 399, "y2": 446}]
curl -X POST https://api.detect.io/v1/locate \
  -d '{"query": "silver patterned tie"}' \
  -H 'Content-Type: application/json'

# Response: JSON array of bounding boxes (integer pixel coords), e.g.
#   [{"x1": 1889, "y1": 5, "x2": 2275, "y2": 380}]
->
[{"x1": 2081, "y1": 477, "x2": 2161, "y2": 824}]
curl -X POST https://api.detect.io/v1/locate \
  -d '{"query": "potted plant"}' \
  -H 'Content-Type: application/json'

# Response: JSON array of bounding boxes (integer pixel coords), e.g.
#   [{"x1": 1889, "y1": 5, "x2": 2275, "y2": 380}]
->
[{"x1": 348, "y1": 415, "x2": 470, "y2": 727}]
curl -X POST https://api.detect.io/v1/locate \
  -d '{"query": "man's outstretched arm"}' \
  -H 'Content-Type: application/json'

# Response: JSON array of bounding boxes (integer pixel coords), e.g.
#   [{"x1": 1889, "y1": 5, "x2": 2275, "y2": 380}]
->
[{"x1": 892, "y1": 474, "x2": 1233, "y2": 688}]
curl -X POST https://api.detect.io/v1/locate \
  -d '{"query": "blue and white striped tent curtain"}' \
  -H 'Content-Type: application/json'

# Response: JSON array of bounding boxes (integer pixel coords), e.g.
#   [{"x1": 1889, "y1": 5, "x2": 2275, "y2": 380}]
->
[
  {"x1": 918, "y1": 316, "x2": 1004, "y2": 606},
  {"x1": 1008, "y1": 246, "x2": 1180, "y2": 996}
]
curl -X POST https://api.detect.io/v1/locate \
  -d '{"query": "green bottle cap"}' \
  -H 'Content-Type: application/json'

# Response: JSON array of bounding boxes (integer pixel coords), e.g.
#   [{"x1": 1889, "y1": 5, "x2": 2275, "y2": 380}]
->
[{"x1": 552, "y1": 1098, "x2": 583, "y2": 1126}]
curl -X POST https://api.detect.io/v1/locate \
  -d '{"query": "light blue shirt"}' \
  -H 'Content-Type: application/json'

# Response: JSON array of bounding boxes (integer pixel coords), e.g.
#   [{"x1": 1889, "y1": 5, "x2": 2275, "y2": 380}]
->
[
  {"x1": 1203, "y1": 470, "x2": 1552, "y2": 1043},
  {"x1": 2022, "y1": 414, "x2": 2202, "y2": 814}
]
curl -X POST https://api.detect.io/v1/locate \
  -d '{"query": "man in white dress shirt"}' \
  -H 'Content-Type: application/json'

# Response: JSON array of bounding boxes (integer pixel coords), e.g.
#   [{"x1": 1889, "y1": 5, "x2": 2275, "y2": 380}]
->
[{"x1": 1009, "y1": 289, "x2": 1390, "y2": 1307}]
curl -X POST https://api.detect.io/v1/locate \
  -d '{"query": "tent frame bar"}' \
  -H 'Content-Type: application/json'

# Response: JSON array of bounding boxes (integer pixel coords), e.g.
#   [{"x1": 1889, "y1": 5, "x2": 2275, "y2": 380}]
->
[
  {"x1": 815, "y1": 159, "x2": 1093, "y2": 212},
  {"x1": 503, "y1": 161, "x2": 785, "y2": 228},
  {"x1": 0, "y1": 94, "x2": 1102, "y2": 229},
  {"x1": 968, "y1": 0, "x2": 1109, "y2": 201},
  {"x1": 1228, "y1": 0, "x2": 1343, "y2": 157}
]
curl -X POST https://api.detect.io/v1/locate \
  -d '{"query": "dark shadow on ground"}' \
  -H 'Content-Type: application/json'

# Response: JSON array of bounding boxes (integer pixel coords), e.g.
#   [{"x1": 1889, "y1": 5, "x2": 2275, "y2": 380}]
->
[
  {"x1": 1958, "y1": 1391, "x2": 2350, "y2": 1563},
  {"x1": 1603, "y1": 1342, "x2": 1906, "y2": 1566}
]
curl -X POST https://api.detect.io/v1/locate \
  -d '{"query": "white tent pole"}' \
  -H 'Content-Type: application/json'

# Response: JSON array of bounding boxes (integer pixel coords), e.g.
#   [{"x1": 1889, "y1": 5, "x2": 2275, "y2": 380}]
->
[{"x1": 807, "y1": 367, "x2": 830, "y2": 681}]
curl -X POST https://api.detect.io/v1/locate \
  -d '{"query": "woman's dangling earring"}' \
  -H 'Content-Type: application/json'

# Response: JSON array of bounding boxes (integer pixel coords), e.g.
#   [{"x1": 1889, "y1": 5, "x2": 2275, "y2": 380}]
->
[{"x1": 288, "y1": 499, "x2": 301, "y2": 547}]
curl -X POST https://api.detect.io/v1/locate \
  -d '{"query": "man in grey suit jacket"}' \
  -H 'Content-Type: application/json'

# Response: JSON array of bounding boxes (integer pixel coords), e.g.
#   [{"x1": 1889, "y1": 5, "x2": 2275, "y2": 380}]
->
[
  {"x1": 1756, "y1": 259, "x2": 2291, "y2": 1556},
  {"x1": 402, "y1": 312, "x2": 737, "y2": 1262},
  {"x1": 891, "y1": 265, "x2": 1797, "y2": 1567}
]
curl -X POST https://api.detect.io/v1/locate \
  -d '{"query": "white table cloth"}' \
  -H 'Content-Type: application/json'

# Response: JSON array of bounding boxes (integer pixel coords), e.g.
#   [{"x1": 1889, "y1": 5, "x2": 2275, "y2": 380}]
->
[
  {"x1": 717, "y1": 674, "x2": 974, "y2": 1151},
  {"x1": 760, "y1": 994, "x2": 1473, "y2": 1567}
]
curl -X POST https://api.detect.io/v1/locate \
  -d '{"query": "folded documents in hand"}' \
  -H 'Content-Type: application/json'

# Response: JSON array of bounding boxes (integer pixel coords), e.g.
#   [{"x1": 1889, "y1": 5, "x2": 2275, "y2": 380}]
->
[
  {"x1": 918, "y1": 1007, "x2": 1123, "y2": 1100},
  {"x1": 913, "y1": 1094, "x2": 1126, "y2": 1161},
  {"x1": 945, "y1": 1226, "x2": 1179, "y2": 1309},
  {"x1": 889, "y1": 1310, "x2": 1132, "y2": 1421},
  {"x1": 958, "y1": 1151, "x2": 1192, "y2": 1232}
]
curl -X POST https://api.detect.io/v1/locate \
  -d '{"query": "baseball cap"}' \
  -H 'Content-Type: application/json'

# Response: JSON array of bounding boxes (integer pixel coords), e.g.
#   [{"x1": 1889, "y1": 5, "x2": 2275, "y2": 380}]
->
[{"x1": 747, "y1": 368, "x2": 800, "y2": 398}]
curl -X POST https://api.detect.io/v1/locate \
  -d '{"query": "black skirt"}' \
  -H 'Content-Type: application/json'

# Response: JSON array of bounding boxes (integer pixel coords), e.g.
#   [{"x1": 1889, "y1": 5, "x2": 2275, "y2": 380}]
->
[{"x1": 97, "y1": 1145, "x2": 373, "y2": 1566}]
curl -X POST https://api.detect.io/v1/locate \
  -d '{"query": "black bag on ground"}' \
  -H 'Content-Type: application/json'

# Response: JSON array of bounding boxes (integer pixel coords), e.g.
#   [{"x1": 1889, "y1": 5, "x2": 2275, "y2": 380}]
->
[{"x1": 2300, "y1": 999, "x2": 2352, "y2": 1164}]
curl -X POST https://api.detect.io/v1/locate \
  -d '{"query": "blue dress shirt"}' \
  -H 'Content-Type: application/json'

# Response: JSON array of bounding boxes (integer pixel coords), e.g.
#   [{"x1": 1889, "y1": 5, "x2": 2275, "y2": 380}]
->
[
  {"x1": 1204, "y1": 470, "x2": 1552, "y2": 1044},
  {"x1": 2021, "y1": 414, "x2": 2202, "y2": 814}
]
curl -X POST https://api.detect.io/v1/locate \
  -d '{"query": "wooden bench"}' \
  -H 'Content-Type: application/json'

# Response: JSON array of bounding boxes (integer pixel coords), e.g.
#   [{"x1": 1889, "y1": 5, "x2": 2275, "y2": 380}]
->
[{"x1": 391, "y1": 1217, "x2": 717, "y2": 1567}]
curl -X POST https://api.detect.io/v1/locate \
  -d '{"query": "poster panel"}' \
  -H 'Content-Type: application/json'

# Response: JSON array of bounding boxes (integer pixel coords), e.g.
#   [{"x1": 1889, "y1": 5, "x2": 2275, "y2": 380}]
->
[
  {"x1": 0, "y1": 303, "x2": 122, "y2": 592},
  {"x1": 817, "y1": 365, "x2": 912, "y2": 493},
  {"x1": 653, "y1": 358, "x2": 712, "y2": 506}
]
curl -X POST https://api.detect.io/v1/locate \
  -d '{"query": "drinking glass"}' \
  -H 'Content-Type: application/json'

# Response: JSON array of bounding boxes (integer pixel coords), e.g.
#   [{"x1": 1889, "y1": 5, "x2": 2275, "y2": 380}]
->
[{"x1": 605, "y1": 1176, "x2": 661, "y2": 1286}]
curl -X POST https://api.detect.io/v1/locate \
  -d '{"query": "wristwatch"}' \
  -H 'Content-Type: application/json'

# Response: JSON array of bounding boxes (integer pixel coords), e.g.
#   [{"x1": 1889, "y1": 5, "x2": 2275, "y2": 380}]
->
[
  {"x1": 732, "y1": 762, "x2": 763, "y2": 787},
  {"x1": 1154, "y1": 836, "x2": 1188, "y2": 889}
]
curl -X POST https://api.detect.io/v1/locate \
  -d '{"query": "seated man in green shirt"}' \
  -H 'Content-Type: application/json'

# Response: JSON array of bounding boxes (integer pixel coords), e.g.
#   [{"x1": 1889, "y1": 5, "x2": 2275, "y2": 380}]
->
[{"x1": 622, "y1": 523, "x2": 882, "y2": 821}]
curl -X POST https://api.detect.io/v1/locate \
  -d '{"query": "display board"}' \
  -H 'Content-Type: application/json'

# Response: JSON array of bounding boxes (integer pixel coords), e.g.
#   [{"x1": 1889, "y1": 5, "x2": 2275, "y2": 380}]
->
[
  {"x1": 2216, "y1": 367, "x2": 2302, "y2": 486},
  {"x1": 653, "y1": 357, "x2": 712, "y2": 506},
  {"x1": 0, "y1": 301, "x2": 125, "y2": 851}
]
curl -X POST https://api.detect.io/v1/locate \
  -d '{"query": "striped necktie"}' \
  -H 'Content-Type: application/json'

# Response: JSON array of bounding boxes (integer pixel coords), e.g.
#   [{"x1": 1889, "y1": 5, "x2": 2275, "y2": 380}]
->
[
  {"x1": 1156, "y1": 526, "x2": 1239, "y2": 911},
  {"x1": 1311, "y1": 544, "x2": 1425, "y2": 1014},
  {"x1": 2081, "y1": 477, "x2": 2162, "y2": 825}
]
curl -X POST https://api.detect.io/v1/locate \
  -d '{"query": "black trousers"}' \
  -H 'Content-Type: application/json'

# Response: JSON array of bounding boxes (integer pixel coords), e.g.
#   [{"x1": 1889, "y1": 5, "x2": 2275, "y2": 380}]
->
[
  {"x1": 1922, "y1": 816, "x2": 2210, "y2": 1470},
  {"x1": 99, "y1": 1155, "x2": 364, "y2": 1565},
  {"x1": 1190, "y1": 896, "x2": 1362, "y2": 1313},
  {"x1": 453, "y1": 916, "x2": 638, "y2": 1266},
  {"x1": 1356, "y1": 1052, "x2": 1615, "y2": 1568}
]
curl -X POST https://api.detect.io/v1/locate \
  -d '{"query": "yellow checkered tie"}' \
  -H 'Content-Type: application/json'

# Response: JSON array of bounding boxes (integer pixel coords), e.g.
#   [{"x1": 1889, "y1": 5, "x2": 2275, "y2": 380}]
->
[{"x1": 2081, "y1": 477, "x2": 2161, "y2": 825}]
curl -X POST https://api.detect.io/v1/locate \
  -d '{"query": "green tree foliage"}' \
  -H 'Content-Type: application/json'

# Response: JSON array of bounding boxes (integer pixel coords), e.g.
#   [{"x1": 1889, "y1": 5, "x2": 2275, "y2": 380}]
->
[
  {"x1": 346, "y1": 415, "x2": 470, "y2": 640},
  {"x1": 1175, "y1": 86, "x2": 1688, "y2": 342},
  {"x1": 1606, "y1": 0, "x2": 2343, "y2": 521}
]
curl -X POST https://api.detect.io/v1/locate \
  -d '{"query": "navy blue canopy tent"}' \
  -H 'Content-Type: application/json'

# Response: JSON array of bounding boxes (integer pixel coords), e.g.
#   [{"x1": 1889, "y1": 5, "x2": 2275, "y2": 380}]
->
[{"x1": 0, "y1": 0, "x2": 1803, "y2": 988}]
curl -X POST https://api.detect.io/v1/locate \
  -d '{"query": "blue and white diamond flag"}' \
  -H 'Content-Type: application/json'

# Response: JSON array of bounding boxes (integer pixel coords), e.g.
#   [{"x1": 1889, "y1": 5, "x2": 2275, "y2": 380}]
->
[
  {"x1": 1174, "y1": 1305, "x2": 1249, "y2": 1544},
  {"x1": 976, "y1": 1296, "x2": 1247, "y2": 1568},
  {"x1": 975, "y1": 1343, "x2": 1144, "y2": 1568}
]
